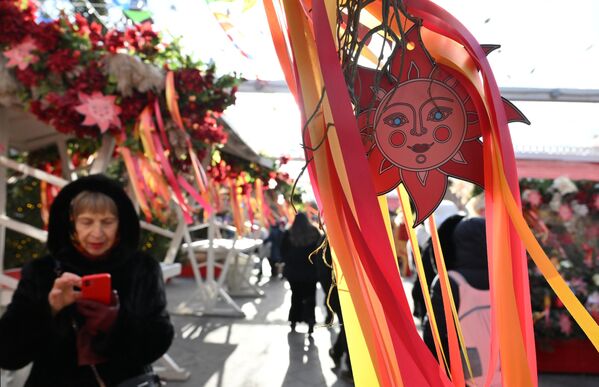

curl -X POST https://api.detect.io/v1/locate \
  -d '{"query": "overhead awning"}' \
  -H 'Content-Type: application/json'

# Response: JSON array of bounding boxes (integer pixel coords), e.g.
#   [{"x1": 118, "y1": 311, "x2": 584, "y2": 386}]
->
[{"x1": 515, "y1": 145, "x2": 599, "y2": 180}]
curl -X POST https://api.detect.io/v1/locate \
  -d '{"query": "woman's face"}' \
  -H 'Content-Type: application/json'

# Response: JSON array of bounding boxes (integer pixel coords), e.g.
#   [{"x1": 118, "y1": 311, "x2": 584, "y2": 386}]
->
[{"x1": 73, "y1": 211, "x2": 118, "y2": 258}]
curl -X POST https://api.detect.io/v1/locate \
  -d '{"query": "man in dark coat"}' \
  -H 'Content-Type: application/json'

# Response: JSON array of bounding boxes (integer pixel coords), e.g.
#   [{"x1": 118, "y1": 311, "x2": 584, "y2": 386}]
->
[{"x1": 0, "y1": 174, "x2": 174, "y2": 386}]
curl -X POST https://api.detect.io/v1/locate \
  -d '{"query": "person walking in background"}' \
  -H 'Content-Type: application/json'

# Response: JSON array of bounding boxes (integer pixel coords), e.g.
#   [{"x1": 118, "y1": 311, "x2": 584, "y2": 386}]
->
[
  {"x1": 263, "y1": 218, "x2": 286, "y2": 278},
  {"x1": 281, "y1": 212, "x2": 321, "y2": 335},
  {"x1": 0, "y1": 174, "x2": 173, "y2": 386},
  {"x1": 423, "y1": 217, "x2": 500, "y2": 386}
]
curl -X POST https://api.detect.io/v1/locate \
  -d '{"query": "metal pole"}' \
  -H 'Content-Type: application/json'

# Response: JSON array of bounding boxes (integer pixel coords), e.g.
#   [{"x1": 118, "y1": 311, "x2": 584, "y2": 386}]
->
[{"x1": 207, "y1": 213, "x2": 215, "y2": 283}]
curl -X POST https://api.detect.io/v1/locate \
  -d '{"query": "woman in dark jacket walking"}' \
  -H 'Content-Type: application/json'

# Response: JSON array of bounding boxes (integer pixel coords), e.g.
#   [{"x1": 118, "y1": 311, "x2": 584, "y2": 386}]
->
[
  {"x1": 0, "y1": 174, "x2": 174, "y2": 386},
  {"x1": 281, "y1": 212, "x2": 321, "y2": 334}
]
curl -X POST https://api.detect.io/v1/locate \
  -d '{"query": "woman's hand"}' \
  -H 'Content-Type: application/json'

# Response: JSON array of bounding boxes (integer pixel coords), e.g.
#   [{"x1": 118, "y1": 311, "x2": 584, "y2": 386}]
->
[
  {"x1": 48, "y1": 272, "x2": 82, "y2": 316},
  {"x1": 76, "y1": 291, "x2": 120, "y2": 334}
]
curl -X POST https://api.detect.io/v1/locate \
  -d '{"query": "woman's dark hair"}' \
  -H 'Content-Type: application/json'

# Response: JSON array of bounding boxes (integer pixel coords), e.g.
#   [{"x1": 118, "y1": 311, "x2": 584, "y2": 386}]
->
[{"x1": 288, "y1": 212, "x2": 321, "y2": 247}]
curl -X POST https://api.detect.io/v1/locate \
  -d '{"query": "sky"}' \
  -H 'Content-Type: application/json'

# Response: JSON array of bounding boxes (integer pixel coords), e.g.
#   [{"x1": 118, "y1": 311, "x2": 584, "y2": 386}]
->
[{"x1": 145, "y1": 0, "x2": 599, "y2": 199}]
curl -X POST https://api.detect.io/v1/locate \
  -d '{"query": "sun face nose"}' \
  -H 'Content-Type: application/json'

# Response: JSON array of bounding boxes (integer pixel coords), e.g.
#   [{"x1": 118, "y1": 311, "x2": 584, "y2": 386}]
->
[{"x1": 410, "y1": 125, "x2": 428, "y2": 137}]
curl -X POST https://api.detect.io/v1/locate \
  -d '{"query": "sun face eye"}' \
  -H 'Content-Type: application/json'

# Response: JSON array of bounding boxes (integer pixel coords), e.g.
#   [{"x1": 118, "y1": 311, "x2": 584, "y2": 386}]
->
[
  {"x1": 383, "y1": 113, "x2": 409, "y2": 128},
  {"x1": 427, "y1": 107, "x2": 453, "y2": 122}
]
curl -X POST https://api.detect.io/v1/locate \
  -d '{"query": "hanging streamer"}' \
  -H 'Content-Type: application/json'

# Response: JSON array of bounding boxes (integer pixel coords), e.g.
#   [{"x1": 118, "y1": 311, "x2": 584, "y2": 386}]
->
[{"x1": 119, "y1": 147, "x2": 153, "y2": 221}]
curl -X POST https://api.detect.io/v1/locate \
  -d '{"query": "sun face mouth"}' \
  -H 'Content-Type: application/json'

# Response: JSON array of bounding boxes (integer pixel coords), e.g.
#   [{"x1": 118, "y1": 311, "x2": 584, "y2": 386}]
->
[{"x1": 408, "y1": 143, "x2": 434, "y2": 153}]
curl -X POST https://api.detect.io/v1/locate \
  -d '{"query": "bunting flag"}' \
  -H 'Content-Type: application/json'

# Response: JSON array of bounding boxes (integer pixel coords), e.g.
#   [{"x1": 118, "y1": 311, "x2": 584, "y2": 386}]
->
[
  {"x1": 205, "y1": 0, "x2": 257, "y2": 60},
  {"x1": 263, "y1": 0, "x2": 599, "y2": 386}
]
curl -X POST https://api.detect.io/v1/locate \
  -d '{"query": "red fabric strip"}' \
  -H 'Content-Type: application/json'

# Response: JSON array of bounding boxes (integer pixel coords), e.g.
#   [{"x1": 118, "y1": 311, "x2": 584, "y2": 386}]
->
[
  {"x1": 150, "y1": 131, "x2": 193, "y2": 224},
  {"x1": 312, "y1": 2, "x2": 452, "y2": 384},
  {"x1": 177, "y1": 174, "x2": 213, "y2": 217}
]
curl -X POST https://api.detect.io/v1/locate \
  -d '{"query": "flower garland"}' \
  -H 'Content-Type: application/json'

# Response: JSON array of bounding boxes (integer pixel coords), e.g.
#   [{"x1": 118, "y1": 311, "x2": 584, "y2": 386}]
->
[
  {"x1": 521, "y1": 176, "x2": 599, "y2": 339},
  {"x1": 0, "y1": 0, "x2": 239, "y2": 173}
]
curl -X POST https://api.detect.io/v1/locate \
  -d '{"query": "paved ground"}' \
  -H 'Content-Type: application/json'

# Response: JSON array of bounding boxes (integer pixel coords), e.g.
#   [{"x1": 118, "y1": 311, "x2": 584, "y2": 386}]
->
[
  {"x1": 3, "y1": 263, "x2": 599, "y2": 386},
  {"x1": 164, "y1": 273, "x2": 354, "y2": 387}
]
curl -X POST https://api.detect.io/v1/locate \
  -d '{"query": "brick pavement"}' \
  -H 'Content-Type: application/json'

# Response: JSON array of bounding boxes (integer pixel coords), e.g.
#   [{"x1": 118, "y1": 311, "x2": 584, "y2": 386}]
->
[{"x1": 164, "y1": 275, "x2": 354, "y2": 387}]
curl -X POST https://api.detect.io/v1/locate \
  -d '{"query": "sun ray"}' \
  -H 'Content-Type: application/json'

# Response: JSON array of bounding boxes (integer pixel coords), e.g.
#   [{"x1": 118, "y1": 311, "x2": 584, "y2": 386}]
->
[
  {"x1": 401, "y1": 168, "x2": 448, "y2": 225},
  {"x1": 438, "y1": 139, "x2": 484, "y2": 187},
  {"x1": 417, "y1": 171, "x2": 429, "y2": 185},
  {"x1": 367, "y1": 147, "x2": 402, "y2": 194},
  {"x1": 451, "y1": 150, "x2": 466, "y2": 164},
  {"x1": 481, "y1": 44, "x2": 501, "y2": 56},
  {"x1": 502, "y1": 97, "x2": 531, "y2": 124},
  {"x1": 408, "y1": 61, "x2": 420, "y2": 80},
  {"x1": 354, "y1": 67, "x2": 393, "y2": 112}
]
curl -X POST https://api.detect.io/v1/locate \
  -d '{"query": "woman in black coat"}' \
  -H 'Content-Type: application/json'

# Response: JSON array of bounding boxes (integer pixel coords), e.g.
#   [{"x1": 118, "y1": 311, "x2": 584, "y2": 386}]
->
[
  {"x1": 281, "y1": 212, "x2": 321, "y2": 334},
  {"x1": 0, "y1": 174, "x2": 174, "y2": 386}
]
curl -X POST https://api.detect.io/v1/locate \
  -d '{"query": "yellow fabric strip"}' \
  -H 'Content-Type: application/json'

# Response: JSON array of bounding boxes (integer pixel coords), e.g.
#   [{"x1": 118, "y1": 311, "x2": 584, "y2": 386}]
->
[
  {"x1": 333, "y1": 248, "x2": 384, "y2": 387},
  {"x1": 398, "y1": 185, "x2": 450, "y2": 376},
  {"x1": 491, "y1": 135, "x2": 599, "y2": 351},
  {"x1": 282, "y1": 1, "x2": 384, "y2": 383},
  {"x1": 488, "y1": 141, "x2": 533, "y2": 387},
  {"x1": 379, "y1": 196, "x2": 398, "y2": 264},
  {"x1": 428, "y1": 217, "x2": 471, "y2": 385}
]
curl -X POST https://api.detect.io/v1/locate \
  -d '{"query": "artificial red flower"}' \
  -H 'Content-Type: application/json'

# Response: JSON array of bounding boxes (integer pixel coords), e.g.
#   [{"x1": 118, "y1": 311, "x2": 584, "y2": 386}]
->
[
  {"x1": 88, "y1": 22, "x2": 104, "y2": 47},
  {"x1": 558, "y1": 313, "x2": 572, "y2": 336},
  {"x1": 277, "y1": 172, "x2": 291, "y2": 182},
  {"x1": 47, "y1": 49, "x2": 80, "y2": 73},
  {"x1": 28, "y1": 100, "x2": 51, "y2": 123},
  {"x1": 104, "y1": 29, "x2": 125, "y2": 53},
  {"x1": 0, "y1": 1, "x2": 35, "y2": 45},
  {"x1": 74, "y1": 14, "x2": 89, "y2": 35},
  {"x1": 175, "y1": 69, "x2": 205, "y2": 94},
  {"x1": 73, "y1": 61, "x2": 106, "y2": 93},
  {"x1": 14, "y1": 67, "x2": 42, "y2": 88},
  {"x1": 125, "y1": 22, "x2": 158, "y2": 56},
  {"x1": 558, "y1": 204, "x2": 573, "y2": 221},
  {"x1": 119, "y1": 93, "x2": 148, "y2": 123},
  {"x1": 32, "y1": 21, "x2": 61, "y2": 51}
]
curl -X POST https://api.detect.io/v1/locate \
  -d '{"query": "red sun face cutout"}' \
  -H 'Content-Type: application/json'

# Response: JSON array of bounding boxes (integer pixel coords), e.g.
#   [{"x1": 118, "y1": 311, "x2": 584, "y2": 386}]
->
[
  {"x1": 355, "y1": 26, "x2": 529, "y2": 225},
  {"x1": 375, "y1": 79, "x2": 467, "y2": 171}
]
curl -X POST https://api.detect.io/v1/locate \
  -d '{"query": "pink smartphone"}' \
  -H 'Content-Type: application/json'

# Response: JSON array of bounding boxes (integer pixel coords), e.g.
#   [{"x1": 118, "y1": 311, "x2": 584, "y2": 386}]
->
[{"x1": 81, "y1": 273, "x2": 112, "y2": 305}]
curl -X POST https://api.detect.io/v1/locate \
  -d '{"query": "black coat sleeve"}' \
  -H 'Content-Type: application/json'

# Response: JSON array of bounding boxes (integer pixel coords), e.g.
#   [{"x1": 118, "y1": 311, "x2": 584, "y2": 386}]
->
[
  {"x1": 422, "y1": 275, "x2": 460, "y2": 365},
  {"x1": 280, "y1": 232, "x2": 290, "y2": 264},
  {"x1": 93, "y1": 256, "x2": 174, "y2": 367},
  {"x1": 0, "y1": 261, "x2": 55, "y2": 370}
]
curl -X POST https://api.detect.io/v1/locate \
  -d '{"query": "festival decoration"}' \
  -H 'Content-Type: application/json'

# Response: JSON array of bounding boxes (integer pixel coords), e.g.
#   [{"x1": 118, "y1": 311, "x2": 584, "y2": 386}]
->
[
  {"x1": 263, "y1": 0, "x2": 598, "y2": 386},
  {"x1": 356, "y1": 25, "x2": 528, "y2": 224},
  {"x1": 0, "y1": 0, "x2": 240, "y2": 222},
  {"x1": 3, "y1": 37, "x2": 38, "y2": 70},
  {"x1": 0, "y1": 0, "x2": 238, "y2": 157},
  {"x1": 522, "y1": 177, "x2": 599, "y2": 338},
  {"x1": 75, "y1": 91, "x2": 122, "y2": 133}
]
